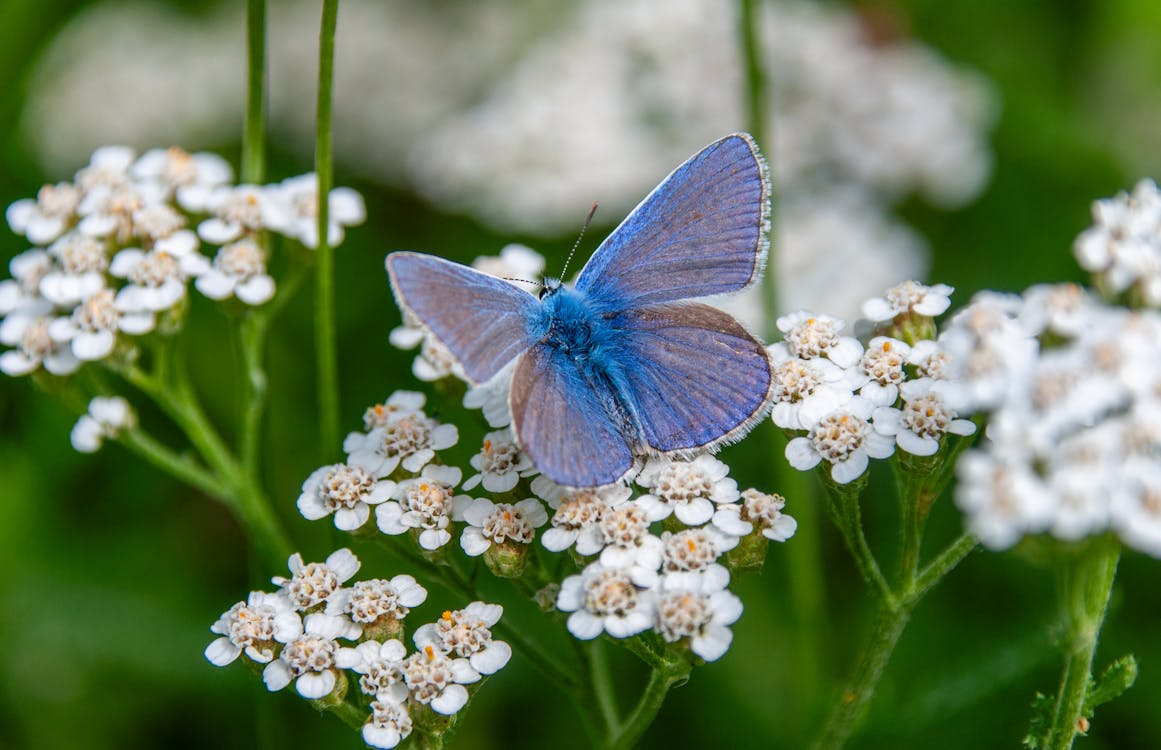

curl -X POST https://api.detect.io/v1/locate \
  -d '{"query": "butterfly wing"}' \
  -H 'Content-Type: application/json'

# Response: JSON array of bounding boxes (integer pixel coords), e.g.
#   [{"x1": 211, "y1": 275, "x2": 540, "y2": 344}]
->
[
  {"x1": 611, "y1": 301, "x2": 774, "y2": 453},
  {"x1": 509, "y1": 342, "x2": 636, "y2": 487},
  {"x1": 574, "y1": 133, "x2": 770, "y2": 310},
  {"x1": 387, "y1": 252, "x2": 540, "y2": 384}
]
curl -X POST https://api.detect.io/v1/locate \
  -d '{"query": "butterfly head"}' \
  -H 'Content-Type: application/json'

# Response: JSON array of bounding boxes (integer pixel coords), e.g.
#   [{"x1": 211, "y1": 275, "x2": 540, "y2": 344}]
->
[{"x1": 538, "y1": 277, "x2": 563, "y2": 300}]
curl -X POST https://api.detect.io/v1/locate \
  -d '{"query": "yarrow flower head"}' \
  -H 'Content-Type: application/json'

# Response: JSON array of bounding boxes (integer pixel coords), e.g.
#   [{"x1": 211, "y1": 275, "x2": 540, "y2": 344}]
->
[
  {"x1": 773, "y1": 311, "x2": 863, "y2": 368},
  {"x1": 194, "y1": 239, "x2": 275, "y2": 305},
  {"x1": 326, "y1": 576, "x2": 427, "y2": 640},
  {"x1": 335, "y1": 638, "x2": 409, "y2": 701},
  {"x1": 270, "y1": 173, "x2": 366, "y2": 249},
  {"x1": 635, "y1": 455, "x2": 740, "y2": 526},
  {"x1": 872, "y1": 378, "x2": 976, "y2": 457},
  {"x1": 462, "y1": 429, "x2": 536, "y2": 493},
  {"x1": 297, "y1": 462, "x2": 396, "y2": 531},
  {"x1": 205, "y1": 591, "x2": 302, "y2": 666},
  {"x1": 262, "y1": 612, "x2": 361, "y2": 700},
  {"x1": 654, "y1": 568, "x2": 743, "y2": 662},
  {"x1": 557, "y1": 561, "x2": 656, "y2": 640},
  {"x1": 70, "y1": 395, "x2": 134, "y2": 453},
  {"x1": 1073, "y1": 178, "x2": 1161, "y2": 306},
  {"x1": 401, "y1": 645, "x2": 480, "y2": 716},
  {"x1": 785, "y1": 397, "x2": 897, "y2": 484},
  {"x1": 272, "y1": 548, "x2": 362, "y2": 612},
  {"x1": 376, "y1": 464, "x2": 472, "y2": 551},
  {"x1": 413, "y1": 602, "x2": 512, "y2": 676},
  {"x1": 345, "y1": 407, "x2": 459, "y2": 477},
  {"x1": 540, "y1": 484, "x2": 633, "y2": 555},
  {"x1": 459, "y1": 497, "x2": 547, "y2": 576},
  {"x1": 713, "y1": 488, "x2": 798, "y2": 543},
  {"x1": 861, "y1": 280, "x2": 955, "y2": 323}
]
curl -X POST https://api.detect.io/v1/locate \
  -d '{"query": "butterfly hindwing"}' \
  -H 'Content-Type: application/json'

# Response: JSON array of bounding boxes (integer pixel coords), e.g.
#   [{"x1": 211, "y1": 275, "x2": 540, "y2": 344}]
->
[
  {"x1": 611, "y1": 301, "x2": 774, "y2": 453},
  {"x1": 574, "y1": 133, "x2": 769, "y2": 311},
  {"x1": 509, "y1": 342, "x2": 636, "y2": 487},
  {"x1": 387, "y1": 252, "x2": 540, "y2": 384}
]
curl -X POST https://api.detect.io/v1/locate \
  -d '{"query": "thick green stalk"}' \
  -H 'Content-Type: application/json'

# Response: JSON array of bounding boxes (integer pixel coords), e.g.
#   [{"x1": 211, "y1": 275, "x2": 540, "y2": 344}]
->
[
  {"x1": 313, "y1": 0, "x2": 340, "y2": 456},
  {"x1": 243, "y1": 0, "x2": 267, "y2": 184},
  {"x1": 1044, "y1": 539, "x2": 1121, "y2": 750}
]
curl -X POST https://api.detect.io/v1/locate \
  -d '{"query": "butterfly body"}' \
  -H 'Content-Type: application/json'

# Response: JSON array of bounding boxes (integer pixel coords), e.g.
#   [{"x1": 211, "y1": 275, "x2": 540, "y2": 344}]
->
[{"x1": 387, "y1": 133, "x2": 775, "y2": 488}]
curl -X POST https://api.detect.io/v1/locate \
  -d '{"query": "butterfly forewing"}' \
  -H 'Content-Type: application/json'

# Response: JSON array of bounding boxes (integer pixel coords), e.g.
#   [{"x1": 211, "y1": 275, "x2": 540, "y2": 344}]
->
[
  {"x1": 509, "y1": 343, "x2": 636, "y2": 487},
  {"x1": 387, "y1": 252, "x2": 540, "y2": 384},
  {"x1": 574, "y1": 133, "x2": 769, "y2": 311},
  {"x1": 612, "y1": 302, "x2": 774, "y2": 453}
]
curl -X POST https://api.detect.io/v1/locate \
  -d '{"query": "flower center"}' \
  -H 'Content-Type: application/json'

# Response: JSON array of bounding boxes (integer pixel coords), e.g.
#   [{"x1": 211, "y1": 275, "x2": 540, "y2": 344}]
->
[
  {"x1": 656, "y1": 592, "x2": 713, "y2": 642},
  {"x1": 901, "y1": 393, "x2": 953, "y2": 439},
  {"x1": 72, "y1": 289, "x2": 120, "y2": 332},
  {"x1": 599, "y1": 505, "x2": 650, "y2": 548},
  {"x1": 809, "y1": 412, "x2": 869, "y2": 463},
  {"x1": 772, "y1": 359, "x2": 822, "y2": 402},
  {"x1": 322, "y1": 464, "x2": 376, "y2": 511},
  {"x1": 786, "y1": 317, "x2": 840, "y2": 359},
  {"x1": 861, "y1": 340, "x2": 906, "y2": 386},
  {"x1": 553, "y1": 493, "x2": 606, "y2": 531},
  {"x1": 129, "y1": 250, "x2": 181, "y2": 288},
  {"x1": 662, "y1": 529, "x2": 718, "y2": 572},
  {"x1": 482, "y1": 503, "x2": 537, "y2": 545},
  {"x1": 585, "y1": 569, "x2": 639, "y2": 617},
  {"x1": 55, "y1": 235, "x2": 108, "y2": 275},
  {"x1": 286, "y1": 562, "x2": 341, "y2": 610},
  {"x1": 282, "y1": 635, "x2": 336, "y2": 677},
  {"x1": 217, "y1": 240, "x2": 266, "y2": 278},
  {"x1": 346, "y1": 579, "x2": 408, "y2": 623}
]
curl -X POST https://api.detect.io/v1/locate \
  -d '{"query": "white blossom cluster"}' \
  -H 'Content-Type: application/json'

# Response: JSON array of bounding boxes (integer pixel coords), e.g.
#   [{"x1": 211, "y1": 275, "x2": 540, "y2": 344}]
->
[
  {"x1": 773, "y1": 281, "x2": 976, "y2": 484},
  {"x1": 69, "y1": 395, "x2": 134, "y2": 453},
  {"x1": 1, "y1": 145, "x2": 365, "y2": 381},
  {"x1": 945, "y1": 283, "x2": 1161, "y2": 556},
  {"x1": 206, "y1": 548, "x2": 511, "y2": 749},
  {"x1": 297, "y1": 389, "x2": 797, "y2": 663},
  {"x1": 1074, "y1": 177, "x2": 1161, "y2": 307}
]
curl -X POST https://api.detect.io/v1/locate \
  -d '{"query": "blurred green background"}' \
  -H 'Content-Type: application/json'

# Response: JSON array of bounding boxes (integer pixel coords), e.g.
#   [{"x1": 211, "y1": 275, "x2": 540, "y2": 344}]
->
[{"x1": 2, "y1": 0, "x2": 1161, "y2": 748}]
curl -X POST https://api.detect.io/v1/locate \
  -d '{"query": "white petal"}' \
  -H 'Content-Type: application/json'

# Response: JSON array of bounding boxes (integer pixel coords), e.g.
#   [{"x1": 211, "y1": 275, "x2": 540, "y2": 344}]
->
[
  {"x1": 430, "y1": 684, "x2": 469, "y2": 715},
  {"x1": 262, "y1": 660, "x2": 292, "y2": 691},
  {"x1": 566, "y1": 611, "x2": 604, "y2": 640},
  {"x1": 295, "y1": 670, "x2": 336, "y2": 700},
  {"x1": 470, "y1": 641, "x2": 512, "y2": 674},
  {"x1": 236, "y1": 275, "x2": 275, "y2": 305},
  {"x1": 785, "y1": 438, "x2": 821, "y2": 470},
  {"x1": 334, "y1": 505, "x2": 370, "y2": 531},
  {"x1": 204, "y1": 637, "x2": 241, "y2": 666}
]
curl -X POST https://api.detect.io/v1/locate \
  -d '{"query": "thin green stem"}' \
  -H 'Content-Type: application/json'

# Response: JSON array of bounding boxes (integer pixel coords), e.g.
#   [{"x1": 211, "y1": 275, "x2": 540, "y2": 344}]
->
[
  {"x1": 913, "y1": 533, "x2": 978, "y2": 601},
  {"x1": 588, "y1": 639, "x2": 620, "y2": 732},
  {"x1": 117, "y1": 427, "x2": 230, "y2": 500},
  {"x1": 826, "y1": 486, "x2": 894, "y2": 606},
  {"x1": 243, "y1": 0, "x2": 267, "y2": 183},
  {"x1": 238, "y1": 315, "x2": 267, "y2": 477},
  {"x1": 609, "y1": 662, "x2": 691, "y2": 750},
  {"x1": 1044, "y1": 539, "x2": 1121, "y2": 750},
  {"x1": 810, "y1": 600, "x2": 913, "y2": 750},
  {"x1": 313, "y1": 0, "x2": 340, "y2": 457}
]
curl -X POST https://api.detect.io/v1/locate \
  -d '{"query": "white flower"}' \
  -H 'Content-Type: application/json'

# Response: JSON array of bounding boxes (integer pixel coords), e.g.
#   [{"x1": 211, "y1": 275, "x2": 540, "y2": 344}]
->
[
  {"x1": 856, "y1": 336, "x2": 911, "y2": 407},
  {"x1": 326, "y1": 576, "x2": 428, "y2": 627},
  {"x1": 471, "y1": 243, "x2": 546, "y2": 287},
  {"x1": 861, "y1": 280, "x2": 954, "y2": 322},
  {"x1": 773, "y1": 311, "x2": 863, "y2": 368},
  {"x1": 413, "y1": 602, "x2": 511, "y2": 675},
  {"x1": 463, "y1": 371, "x2": 514, "y2": 427},
  {"x1": 871, "y1": 378, "x2": 976, "y2": 456},
  {"x1": 75, "y1": 145, "x2": 135, "y2": 199},
  {"x1": 595, "y1": 504, "x2": 663, "y2": 586},
  {"x1": 345, "y1": 410, "x2": 459, "y2": 477},
  {"x1": 0, "y1": 249, "x2": 53, "y2": 315},
  {"x1": 557, "y1": 561, "x2": 656, "y2": 640},
  {"x1": 39, "y1": 233, "x2": 108, "y2": 306},
  {"x1": 713, "y1": 488, "x2": 798, "y2": 542},
  {"x1": 48, "y1": 288, "x2": 153, "y2": 361},
  {"x1": 262, "y1": 612, "x2": 361, "y2": 699},
  {"x1": 401, "y1": 645, "x2": 480, "y2": 716},
  {"x1": 463, "y1": 429, "x2": 536, "y2": 492},
  {"x1": 205, "y1": 591, "x2": 302, "y2": 666},
  {"x1": 297, "y1": 463, "x2": 395, "y2": 531},
  {"x1": 785, "y1": 397, "x2": 896, "y2": 484},
  {"x1": 460, "y1": 497, "x2": 547, "y2": 557},
  {"x1": 376, "y1": 465, "x2": 473, "y2": 551},
  {"x1": 362, "y1": 695, "x2": 413, "y2": 749},
  {"x1": 6, "y1": 182, "x2": 80, "y2": 244},
  {"x1": 768, "y1": 345, "x2": 858, "y2": 430},
  {"x1": 658, "y1": 527, "x2": 736, "y2": 577},
  {"x1": 654, "y1": 570, "x2": 743, "y2": 662},
  {"x1": 335, "y1": 638, "x2": 409, "y2": 699},
  {"x1": 110, "y1": 246, "x2": 208, "y2": 314},
  {"x1": 635, "y1": 455, "x2": 739, "y2": 526},
  {"x1": 0, "y1": 307, "x2": 80, "y2": 376},
  {"x1": 1111, "y1": 458, "x2": 1161, "y2": 558},
  {"x1": 78, "y1": 181, "x2": 166, "y2": 242},
  {"x1": 70, "y1": 395, "x2": 134, "y2": 453},
  {"x1": 541, "y1": 485, "x2": 633, "y2": 554},
  {"x1": 130, "y1": 146, "x2": 233, "y2": 211},
  {"x1": 198, "y1": 184, "x2": 289, "y2": 243},
  {"x1": 271, "y1": 548, "x2": 362, "y2": 612},
  {"x1": 271, "y1": 173, "x2": 366, "y2": 248},
  {"x1": 195, "y1": 239, "x2": 276, "y2": 305},
  {"x1": 361, "y1": 391, "x2": 427, "y2": 431},
  {"x1": 1073, "y1": 178, "x2": 1161, "y2": 304},
  {"x1": 954, "y1": 451, "x2": 1056, "y2": 550}
]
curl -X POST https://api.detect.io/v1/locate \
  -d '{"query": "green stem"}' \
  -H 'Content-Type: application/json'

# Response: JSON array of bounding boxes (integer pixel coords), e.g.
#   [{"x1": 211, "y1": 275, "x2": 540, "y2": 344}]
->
[
  {"x1": 609, "y1": 662, "x2": 691, "y2": 749},
  {"x1": 913, "y1": 533, "x2": 977, "y2": 600},
  {"x1": 238, "y1": 315, "x2": 267, "y2": 477},
  {"x1": 313, "y1": 0, "x2": 340, "y2": 457},
  {"x1": 117, "y1": 427, "x2": 230, "y2": 500},
  {"x1": 242, "y1": 0, "x2": 267, "y2": 184},
  {"x1": 1044, "y1": 538, "x2": 1121, "y2": 750},
  {"x1": 825, "y1": 482, "x2": 893, "y2": 605},
  {"x1": 588, "y1": 639, "x2": 620, "y2": 733}
]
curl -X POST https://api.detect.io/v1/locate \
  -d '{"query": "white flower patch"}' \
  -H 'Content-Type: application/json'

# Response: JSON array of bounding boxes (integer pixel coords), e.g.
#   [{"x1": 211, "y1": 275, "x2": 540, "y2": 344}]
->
[
  {"x1": 541, "y1": 485, "x2": 633, "y2": 555},
  {"x1": 297, "y1": 463, "x2": 395, "y2": 531},
  {"x1": 460, "y1": 497, "x2": 547, "y2": 557},
  {"x1": 110, "y1": 246, "x2": 208, "y2": 314},
  {"x1": 557, "y1": 561, "x2": 656, "y2": 640},
  {"x1": 270, "y1": 173, "x2": 366, "y2": 249},
  {"x1": 130, "y1": 146, "x2": 233, "y2": 211},
  {"x1": 654, "y1": 570, "x2": 743, "y2": 662},
  {"x1": 362, "y1": 696, "x2": 413, "y2": 749},
  {"x1": 326, "y1": 576, "x2": 428, "y2": 627},
  {"x1": 470, "y1": 243, "x2": 546, "y2": 286},
  {"x1": 49, "y1": 288, "x2": 154, "y2": 362},
  {"x1": 262, "y1": 612, "x2": 361, "y2": 700},
  {"x1": 70, "y1": 395, "x2": 134, "y2": 453},
  {"x1": 0, "y1": 249, "x2": 52, "y2": 316},
  {"x1": 463, "y1": 429, "x2": 536, "y2": 492},
  {"x1": 768, "y1": 346, "x2": 858, "y2": 430},
  {"x1": 635, "y1": 455, "x2": 739, "y2": 526},
  {"x1": 335, "y1": 638, "x2": 409, "y2": 700},
  {"x1": 375, "y1": 464, "x2": 473, "y2": 551},
  {"x1": 773, "y1": 311, "x2": 863, "y2": 368},
  {"x1": 78, "y1": 180, "x2": 166, "y2": 243},
  {"x1": 872, "y1": 378, "x2": 976, "y2": 457},
  {"x1": 713, "y1": 488, "x2": 798, "y2": 542},
  {"x1": 413, "y1": 602, "x2": 511, "y2": 675},
  {"x1": 658, "y1": 527, "x2": 735, "y2": 584},
  {"x1": 401, "y1": 645, "x2": 480, "y2": 716},
  {"x1": 861, "y1": 280, "x2": 954, "y2": 322},
  {"x1": 195, "y1": 239, "x2": 276, "y2": 305},
  {"x1": 857, "y1": 336, "x2": 911, "y2": 407},
  {"x1": 39, "y1": 233, "x2": 108, "y2": 306},
  {"x1": 345, "y1": 409, "x2": 459, "y2": 477},
  {"x1": 198, "y1": 184, "x2": 289, "y2": 244},
  {"x1": 785, "y1": 397, "x2": 896, "y2": 484},
  {"x1": 361, "y1": 391, "x2": 427, "y2": 431},
  {"x1": 271, "y1": 548, "x2": 362, "y2": 612},
  {"x1": 6, "y1": 182, "x2": 80, "y2": 244},
  {"x1": 1074, "y1": 178, "x2": 1161, "y2": 305},
  {"x1": 595, "y1": 504, "x2": 663, "y2": 587},
  {"x1": 0, "y1": 306, "x2": 80, "y2": 376},
  {"x1": 205, "y1": 590, "x2": 302, "y2": 666},
  {"x1": 954, "y1": 451, "x2": 1055, "y2": 550}
]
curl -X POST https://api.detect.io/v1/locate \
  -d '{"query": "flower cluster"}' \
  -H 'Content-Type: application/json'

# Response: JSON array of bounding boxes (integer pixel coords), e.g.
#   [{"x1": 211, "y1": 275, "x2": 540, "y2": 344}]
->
[
  {"x1": 1073, "y1": 177, "x2": 1161, "y2": 307},
  {"x1": 206, "y1": 548, "x2": 510, "y2": 749},
  {"x1": 773, "y1": 281, "x2": 975, "y2": 484},
  {"x1": 946, "y1": 283, "x2": 1161, "y2": 555},
  {"x1": 69, "y1": 395, "x2": 134, "y2": 453},
  {"x1": 1, "y1": 145, "x2": 365, "y2": 380}
]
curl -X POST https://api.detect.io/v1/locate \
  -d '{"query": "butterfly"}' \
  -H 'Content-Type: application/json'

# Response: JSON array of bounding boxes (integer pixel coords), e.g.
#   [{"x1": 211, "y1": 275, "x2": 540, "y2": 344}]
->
[{"x1": 387, "y1": 133, "x2": 775, "y2": 488}]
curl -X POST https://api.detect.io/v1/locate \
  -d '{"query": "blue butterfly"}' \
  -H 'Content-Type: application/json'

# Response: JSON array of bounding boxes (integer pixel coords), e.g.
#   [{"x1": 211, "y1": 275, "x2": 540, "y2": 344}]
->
[{"x1": 387, "y1": 133, "x2": 775, "y2": 488}]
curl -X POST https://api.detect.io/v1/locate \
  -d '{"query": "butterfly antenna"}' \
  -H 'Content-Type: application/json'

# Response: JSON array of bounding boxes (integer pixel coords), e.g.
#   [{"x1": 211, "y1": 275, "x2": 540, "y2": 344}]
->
[{"x1": 560, "y1": 202, "x2": 599, "y2": 280}]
